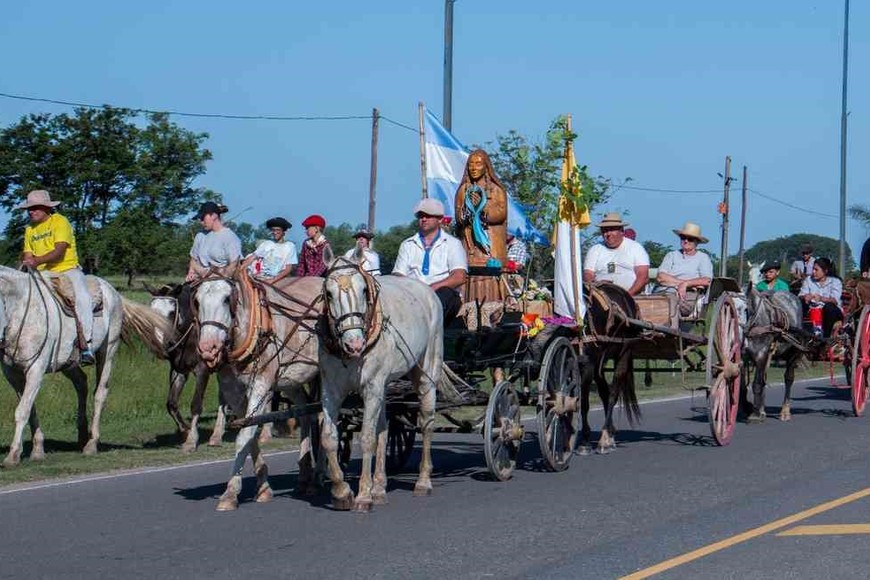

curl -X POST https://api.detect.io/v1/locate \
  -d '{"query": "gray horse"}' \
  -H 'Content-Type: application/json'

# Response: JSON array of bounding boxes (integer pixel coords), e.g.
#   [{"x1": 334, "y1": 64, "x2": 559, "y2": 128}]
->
[{"x1": 743, "y1": 285, "x2": 806, "y2": 422}]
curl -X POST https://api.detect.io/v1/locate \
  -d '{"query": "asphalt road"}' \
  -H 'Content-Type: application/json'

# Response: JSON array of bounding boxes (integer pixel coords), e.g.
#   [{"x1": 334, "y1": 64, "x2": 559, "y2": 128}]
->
[{"x1": 3, "y1": 375, "x2": 870, "y2": 580}]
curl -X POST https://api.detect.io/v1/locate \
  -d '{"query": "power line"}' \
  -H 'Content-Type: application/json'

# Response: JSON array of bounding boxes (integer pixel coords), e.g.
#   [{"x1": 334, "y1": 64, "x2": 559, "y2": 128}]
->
[
  {"x1": 748, "y1": 187, "x2": 836, "y2": 218},
  {"x1": 618, "y1": 184, "x2": 721, "y2": 195},
  {"x1": 380, "y1": 115, "x2": 419, "y2": 134}
]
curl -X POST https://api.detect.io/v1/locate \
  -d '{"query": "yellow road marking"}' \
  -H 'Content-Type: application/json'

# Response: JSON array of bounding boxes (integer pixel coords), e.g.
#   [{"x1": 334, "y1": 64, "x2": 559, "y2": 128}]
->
[
  {"x1": 620, "y1": 486, "x2": 870, "y2": 579},
  {"x1": 778, "y1": 524, "x2": 870, "y2": 536}
]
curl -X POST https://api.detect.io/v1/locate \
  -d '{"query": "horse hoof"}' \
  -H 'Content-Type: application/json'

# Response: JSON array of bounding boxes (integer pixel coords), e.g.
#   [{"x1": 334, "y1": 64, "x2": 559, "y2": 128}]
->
[
  {"x1": 2, "y1": 455, "x2": 20, "y2": 468},
  {"x1": 30, "y1": 450, "x2": 46, "y2": 462},
  {"x1": 255, "y1": 486, "x2": 273, "y2": 504},
  {"x1": 372, "y1": 493, "x2": 388, "y2": 506},
  {"x1": 747, "y1": 413, "x2": 765, "y2": 424},
  {"x1": 216, "y1": 496, "x2": 239, "y2": 512},
  {"x1": 412, "y1": 485, "x2": 432, "y2": 497},
  {"x1": 596, "y1": 446, "x2": 612, "y2": 455},
  {"x1": 779, "y1": 413, "x2": 791, "y2": 422},
  {"x1": 181, "y1": 442, "x2": 197, "y2": 454},
  {"x1": 82, "y1": 440, "x2": 98, "y2": 456},
  {"x1": 353, "y1": 500, "x2": 373, "y2": 513},
  {"x1": 575, "y1": 445, "x2": 592, "y2": 456},
  {"x1": 332, "y1": 495, "x2": 355, "y2": 511},
  {"x1": 207, "y1": 437, "x2": 222, "y2": 447}
]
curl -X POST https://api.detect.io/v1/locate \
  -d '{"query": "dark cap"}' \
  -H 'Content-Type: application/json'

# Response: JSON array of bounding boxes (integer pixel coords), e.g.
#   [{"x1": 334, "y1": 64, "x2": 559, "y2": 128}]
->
[
  {"x1": 195, "y1": 201, "x2": 228, "y2": 220},
  {"x1": 352, "y1": 228, "x2": 374, "y2": 239},
  {"x1": 761, "y1": 262, "x2": 781, "y2": 272},
  {"x1": 265, "y1": 217, "x2": 292, "y2": 231},
  {"x1": 800, "y1": 243, "x2": 814, "y2": 254}
]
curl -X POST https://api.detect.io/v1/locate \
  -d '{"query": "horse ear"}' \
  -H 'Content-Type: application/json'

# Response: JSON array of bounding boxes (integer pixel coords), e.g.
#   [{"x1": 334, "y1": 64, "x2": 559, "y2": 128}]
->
[
  {"x1": 747, "y1": 260, "x2": 754, "y2": 269},
  {"x1": 141, "y1": 281, "x2": 159, "y2": 296}
]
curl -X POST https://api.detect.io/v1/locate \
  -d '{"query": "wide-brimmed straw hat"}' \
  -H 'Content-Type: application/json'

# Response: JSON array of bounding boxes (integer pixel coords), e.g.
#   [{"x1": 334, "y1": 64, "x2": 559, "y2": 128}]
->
[
  {"x1": 595, "y1": 212, "x2": 629, "y2": 229},
  {"x1": 17, "y1": 189, "x2": 61, "y2": 210},
  {"x1": 672, "y1": 221, "x2": 709, "y2": 244}
]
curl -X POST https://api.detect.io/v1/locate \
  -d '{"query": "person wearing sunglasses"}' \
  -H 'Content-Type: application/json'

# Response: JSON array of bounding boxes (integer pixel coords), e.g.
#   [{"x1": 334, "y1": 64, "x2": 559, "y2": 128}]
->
[
  {"x1": 655, "y1": 222, "x2": 713, "y2": 316},
  {"x1": 789, "y1": 243, "x2": 815, "y2": 284},
  {"x1": 392, "y1": 198, "x2": 467, "y2": 325}
]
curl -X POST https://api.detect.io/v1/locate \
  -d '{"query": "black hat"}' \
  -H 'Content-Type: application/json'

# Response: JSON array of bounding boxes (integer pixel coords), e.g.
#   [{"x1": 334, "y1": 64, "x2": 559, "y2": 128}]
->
[
  {"x1": 265, "y1": 217, "x2": 292, "y2": 231},
  {"x1": 352, "y1": 228, "x2": 374, "y2": 239},
  {"x1": 761, "y1": 262, "x2": 781, "y2": 272},
  {"x1": 195, "y1": 201, "x2": 228, "y2": 220}
]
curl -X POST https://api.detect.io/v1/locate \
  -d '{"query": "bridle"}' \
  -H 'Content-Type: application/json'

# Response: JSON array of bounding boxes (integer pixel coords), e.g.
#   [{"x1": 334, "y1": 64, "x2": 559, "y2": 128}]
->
[
  {"x1": 323, "y1": 259, "x2": 382, "y2": 351},
  {"x1": 188, "y1": 268, "x2": 239, "y2": 356}
]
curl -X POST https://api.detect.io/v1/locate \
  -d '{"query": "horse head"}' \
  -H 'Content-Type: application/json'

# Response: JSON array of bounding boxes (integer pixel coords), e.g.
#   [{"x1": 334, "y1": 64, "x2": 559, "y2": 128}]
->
[
  {"x1": 747, "y1": 260, "x2": 764, "y2": 286},
  {"x1": 192, "y1": 269, "x2": 237, "y2": 368},
  {"x1": 323, "y1": 257, "x2": 377, "y2": 357}
]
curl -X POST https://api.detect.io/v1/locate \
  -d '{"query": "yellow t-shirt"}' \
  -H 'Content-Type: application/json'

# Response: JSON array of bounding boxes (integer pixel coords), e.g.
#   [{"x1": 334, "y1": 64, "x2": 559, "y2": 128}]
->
[{"x1": 23, "y1": 213, "x2": 80, "y2": 273}]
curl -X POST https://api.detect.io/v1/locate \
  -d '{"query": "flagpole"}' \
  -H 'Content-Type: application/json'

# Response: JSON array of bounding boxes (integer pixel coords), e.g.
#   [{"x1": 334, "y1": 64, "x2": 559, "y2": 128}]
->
[
  {"x1": 418, "y1": 102, "x2": 428, "y2": 199},
  {"x1": 566, "y1": 114, "x2": 581, "y2": 324}
]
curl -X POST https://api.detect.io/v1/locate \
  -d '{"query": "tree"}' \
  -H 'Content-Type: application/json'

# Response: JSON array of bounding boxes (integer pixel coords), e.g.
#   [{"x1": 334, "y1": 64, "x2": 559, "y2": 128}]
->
[
  {"x1": 0, "y1": 108, "x2": 213, "y2": 272},
  {"x1": 643, "y1": 241, "x2": 673, "y2": 269}
]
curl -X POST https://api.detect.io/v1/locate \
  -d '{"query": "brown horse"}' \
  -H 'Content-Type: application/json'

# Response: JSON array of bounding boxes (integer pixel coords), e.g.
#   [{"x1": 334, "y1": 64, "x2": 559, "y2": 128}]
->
[{"x1": 579, "y1": 282, "x2": 642, "y2": 454}]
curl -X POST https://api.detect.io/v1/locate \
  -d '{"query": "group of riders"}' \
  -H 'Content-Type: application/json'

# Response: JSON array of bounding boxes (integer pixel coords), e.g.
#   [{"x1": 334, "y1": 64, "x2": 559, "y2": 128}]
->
[{"x1": 15, "y1": 148, "x2": 858, "y2": 367}]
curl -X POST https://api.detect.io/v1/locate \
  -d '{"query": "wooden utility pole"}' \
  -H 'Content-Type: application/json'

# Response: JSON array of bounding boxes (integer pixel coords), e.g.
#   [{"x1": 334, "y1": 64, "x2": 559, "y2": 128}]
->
[
  {"x1": 367, "y1": 108, "x2": 379, "y2": 231},
  {"x1": 719, "y1": 156, "x2": 732, "y2": 277},
  {"x1": 418, "y1": 102, "x2": 428, "y2": 199},
  {"x1": 443, "y1": 0, "x2": 455, "y2": 131},
  {"x1": 737, "y1": 165, "x2": 748, "y2": 286}
]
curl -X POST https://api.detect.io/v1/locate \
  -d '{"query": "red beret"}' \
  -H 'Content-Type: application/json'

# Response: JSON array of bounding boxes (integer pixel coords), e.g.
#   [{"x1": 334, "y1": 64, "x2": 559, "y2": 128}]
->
[{"x1": 301, "y1": 214, "x2": 326, "y2": 228}]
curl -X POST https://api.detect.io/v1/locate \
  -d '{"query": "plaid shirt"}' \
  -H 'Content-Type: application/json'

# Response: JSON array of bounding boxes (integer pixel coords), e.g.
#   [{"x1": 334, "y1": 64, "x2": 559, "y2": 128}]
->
[{"x1": 507, "y1": 238, "x2": 529, "y2": 267}]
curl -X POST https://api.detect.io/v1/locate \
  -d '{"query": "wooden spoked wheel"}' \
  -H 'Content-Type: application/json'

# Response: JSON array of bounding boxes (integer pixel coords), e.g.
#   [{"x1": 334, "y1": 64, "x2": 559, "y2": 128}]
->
[
  {"x1": 851, "y1": 306, "x2": 870, "y2": 417},
  {"x1": 484, "y1": 380, "x2": 523, "y2": 481},
  {"x1": 386, "y1": 410, "x2": 417, "y2": 474},
  {"x1": 536, "y1": 336, "x2": 581, "y2": 471},
  {"x1": 705, "y1": 293, "x2": 742, "y2": 446}
]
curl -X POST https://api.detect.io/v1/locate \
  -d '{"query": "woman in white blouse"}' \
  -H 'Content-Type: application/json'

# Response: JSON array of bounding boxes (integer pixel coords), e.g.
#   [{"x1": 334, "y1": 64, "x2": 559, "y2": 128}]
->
[{"x1": 798, "y1": 257, "x2": 843, "y2": 337}]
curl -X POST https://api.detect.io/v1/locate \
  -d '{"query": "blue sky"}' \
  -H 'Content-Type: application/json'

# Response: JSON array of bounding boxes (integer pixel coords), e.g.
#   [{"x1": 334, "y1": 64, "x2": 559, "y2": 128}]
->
[{"x1": 1, "y1": 1, "x2": 867, "y2": 258}]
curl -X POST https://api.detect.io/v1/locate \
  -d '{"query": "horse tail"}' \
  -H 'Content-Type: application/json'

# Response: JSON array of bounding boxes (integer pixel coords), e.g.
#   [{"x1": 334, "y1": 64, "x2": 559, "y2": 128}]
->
[{"x1": 120, "y1": 297, "x2": 171, "y2": 359}]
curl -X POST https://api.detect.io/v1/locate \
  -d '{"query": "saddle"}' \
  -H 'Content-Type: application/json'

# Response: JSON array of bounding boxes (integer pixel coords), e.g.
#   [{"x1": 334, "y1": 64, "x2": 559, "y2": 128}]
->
[{"x1": 49, "y1": 275, "x2": 104, "y2": 317}]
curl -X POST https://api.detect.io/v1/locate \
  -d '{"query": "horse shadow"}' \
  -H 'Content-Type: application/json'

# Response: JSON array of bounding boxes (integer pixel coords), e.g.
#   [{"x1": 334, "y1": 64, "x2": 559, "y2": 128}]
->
[{"x1": 0, "y1": 438, "x2": 137, "y2": 457}]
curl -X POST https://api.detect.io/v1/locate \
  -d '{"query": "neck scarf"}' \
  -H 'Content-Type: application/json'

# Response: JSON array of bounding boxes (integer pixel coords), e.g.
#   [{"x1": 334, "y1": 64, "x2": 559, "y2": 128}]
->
[{"x1": 419, "y1": 229, "x2": 441, "y2": 276}]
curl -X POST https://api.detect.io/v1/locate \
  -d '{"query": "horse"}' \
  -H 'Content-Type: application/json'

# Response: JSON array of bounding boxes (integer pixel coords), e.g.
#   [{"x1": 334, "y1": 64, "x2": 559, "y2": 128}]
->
[
  {"x1": 146, "y1": 283, "x2": 227, "y2": 452},
  {"x1": 742, "y1": 284, "x2": 805, "y2": 422},
  {"x1": 747, "y1": 261, "x2": 765, "y2": 287},
  {"x1": 578, "y1": 282, "x2": 642, "y2": 454},
  {"x1": 191, "y1": 267, "x2": 323, "y2": 511},
  {"x1": 319, "y1": 258, "x2": 442, "y2": 511},
  {"x1": 0, "y1": 266, "x2": 169, "y2": 466}
]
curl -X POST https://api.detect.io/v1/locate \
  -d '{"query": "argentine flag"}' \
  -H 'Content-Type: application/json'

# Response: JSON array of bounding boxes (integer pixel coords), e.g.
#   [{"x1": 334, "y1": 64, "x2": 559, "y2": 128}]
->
[{"x1": 423, "y1": 109, "x2": 549, "y2": 246}]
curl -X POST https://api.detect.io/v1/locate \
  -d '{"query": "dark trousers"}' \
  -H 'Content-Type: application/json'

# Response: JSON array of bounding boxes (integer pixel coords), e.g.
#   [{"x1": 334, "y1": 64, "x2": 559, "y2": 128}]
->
[
  {"x1": 803, "y1": 302, "x2": 844, "y2": 337},
  {"x1": 435, "y1": 287, "x2": 462, "y2": 327}
]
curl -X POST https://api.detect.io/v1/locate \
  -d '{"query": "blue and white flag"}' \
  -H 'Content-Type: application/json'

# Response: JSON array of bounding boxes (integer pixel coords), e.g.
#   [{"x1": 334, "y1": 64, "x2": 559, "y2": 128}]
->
[{"x1": 423, "y1": 109, "x2": 549, "y2": 246}]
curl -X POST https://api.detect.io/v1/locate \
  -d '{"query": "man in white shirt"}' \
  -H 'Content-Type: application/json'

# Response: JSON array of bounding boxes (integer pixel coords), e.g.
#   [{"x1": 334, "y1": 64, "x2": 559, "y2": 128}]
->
[
  {"x1": 583, "y1": 212, "x2": 650, "y2": 296},
  {"x1": 344, "y1": 228, "x2": 381, "y2": 275},
  {"x1": 790, "y1": 243, "x2": 815, "y2": 284},
  {"x1": 393, "y1": 198, "x2": 468, "y2": 324},
  {"x1": 241, "y1": 216, "x2": 297, "y2": 283}
]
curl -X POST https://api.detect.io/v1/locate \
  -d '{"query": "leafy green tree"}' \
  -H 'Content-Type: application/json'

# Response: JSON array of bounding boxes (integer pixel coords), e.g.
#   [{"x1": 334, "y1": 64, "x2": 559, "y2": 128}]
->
[
  {"x1": 744, "y1": 234, "x2": 854, "y2": 276},
  {"x1": 643, "y1": 240, "x2": 673, "y2": 269}
]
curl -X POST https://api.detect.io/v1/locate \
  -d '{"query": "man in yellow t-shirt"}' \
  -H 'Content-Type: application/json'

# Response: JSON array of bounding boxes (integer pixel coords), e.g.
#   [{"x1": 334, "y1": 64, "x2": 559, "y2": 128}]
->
[{"x1": 19, "y1": 189, "x2": 94, "y2": 365}]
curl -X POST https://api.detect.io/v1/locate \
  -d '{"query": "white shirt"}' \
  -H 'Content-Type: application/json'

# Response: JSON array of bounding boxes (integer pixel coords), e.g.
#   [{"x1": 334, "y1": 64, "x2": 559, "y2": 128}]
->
[
  {"x1": 393, "y1": 231, "x2": 467, "y2": 285},
  {"x1": 790, "y1": 257, "x2": 815, "y2": 278},
  {"x1": 247, "y1": 239, "x2": 297, "y2": 278},
  {"x1": 343, "y1": 248, "x2": 381, "y2": 276},
  {"x1": 799, "y1": 276, "x2": 843, "y2": 308},
  {"x1": 584, "y1": 238, "x2": 650, "y2": 291}
]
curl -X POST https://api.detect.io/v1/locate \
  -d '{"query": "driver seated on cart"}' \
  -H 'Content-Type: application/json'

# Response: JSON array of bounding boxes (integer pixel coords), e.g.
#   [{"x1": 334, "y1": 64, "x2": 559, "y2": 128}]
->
[
  {"x1": 582, "y1": 212, "x2": 649, "y2": 296},
  {"x1": 392, "y1": 198, "x2": 468, "y2": 326},
  {"x1": 654, "y1": 221, "x2": 713, "y2": 317}
]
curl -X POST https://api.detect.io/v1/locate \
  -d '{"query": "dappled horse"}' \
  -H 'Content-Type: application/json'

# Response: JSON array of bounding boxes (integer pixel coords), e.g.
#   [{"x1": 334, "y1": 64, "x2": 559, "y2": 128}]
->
[
  {"x1": 0, "y1": 266, "x2": 168, "y2": 466},
  {"x1": 743, "y1": 285, "x2": 805, "y2": 421},
  {"x1": 578, "y1": 282, "x2": 642, "y2": 454},
  {"x1": 191, "y1": 267, "x2": 323, "y2": 511},
  {"x1": 319, "y1": 258, "x2": 442, "y2": 511},
  {"x1": 147, "y1": 283, "x2": 227, "y2": 452}
]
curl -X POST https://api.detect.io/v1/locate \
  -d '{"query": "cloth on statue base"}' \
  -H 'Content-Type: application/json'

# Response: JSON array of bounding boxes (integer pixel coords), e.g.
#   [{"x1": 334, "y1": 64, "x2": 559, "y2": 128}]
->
[{"x1": 464, "y1": 275, "x2": 506, "y2": 305}]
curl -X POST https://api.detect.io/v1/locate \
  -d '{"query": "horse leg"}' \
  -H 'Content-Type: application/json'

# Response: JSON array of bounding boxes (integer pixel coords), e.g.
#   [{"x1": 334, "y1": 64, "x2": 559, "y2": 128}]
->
[
  {"x1": 183, "y1": 369, "x2": 210, "y2": 452},
  {"x1": 748, "y1": 352, "x2": 768, "y2": 423},
  {"x1": 5, "y1": 365, "x2": 47, "y2": 461},
  {"x1": 412, "y1": 365, "x2": 436, "y2": 497},
  {"x1": 208, "y1": 377, "x2": 227, "y2": 447},
  {"x1": 3, "y1": 365, "x2": 45, "y2": 467},
  {"x1": 371, "y1": 422, "x2": 388, "y2": 506},
  {"x1": 61, "y1": 366, "x2": 90, "y2": 450},
  {"x1": 353, "y1": 386, "x2": 384, "y2": 513},
  {"x1": 257, "y1": 390, "x2": 274, "y2": 445},
  {"x1": 290, "y1": 384, "x2": 318, "y2": 496},
  {"x1": 320, "y1": 384, "x2": 354, "y2": 510},
  {"x1": 84, "y1": 338, "x2": 119, "y2": 456},
  {"x1": 166, "y1": 369, "x2": 189, "y2": 439},
  {"x1": 594, "y1": 369, "x2": 615, "y2": 454},
  {"x1": 780, "y1": 352, "x2": 799, "y2": 422},
  {"x1": 576, "y1": 363, "x2": 595, "y2": 456}
]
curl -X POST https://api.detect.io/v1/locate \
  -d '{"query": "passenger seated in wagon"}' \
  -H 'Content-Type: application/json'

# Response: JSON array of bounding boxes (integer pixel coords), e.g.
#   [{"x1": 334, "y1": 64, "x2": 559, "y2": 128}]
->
[
  {"x1": 582, "y1": 212, "x2": 649, "y2": 296},
  {"x1": 798, "y1": 257, "x2": 843, "y2": 338},
  {"x1": 654, "y1": 221, "x2": 713, "y2": 317},
  {"x1": 755, "y1": 262, "x2": 789, "y2": 292}
]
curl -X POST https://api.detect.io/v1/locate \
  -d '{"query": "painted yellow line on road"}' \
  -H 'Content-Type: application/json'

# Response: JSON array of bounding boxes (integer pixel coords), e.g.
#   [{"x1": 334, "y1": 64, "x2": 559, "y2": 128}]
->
[
  {"x1": 778, "y1": 524, "x2": 870, "y2": 536},
  {"x1": 620, "y1": 486, "x2": 870, "y2": 579}
]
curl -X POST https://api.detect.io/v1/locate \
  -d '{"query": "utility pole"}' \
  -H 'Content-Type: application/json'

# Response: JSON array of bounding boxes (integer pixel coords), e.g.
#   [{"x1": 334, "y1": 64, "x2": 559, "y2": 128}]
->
[
  {"x1": 719, "y1": 156, "x2": 732, "y2": 277},
  {"x1": 443, "y1": 0, "x2": 455, "y2": 130},
  {"x1": 839, "y1": 0, "x2": 850, "y2": 275},
  {"x1": 737, "y1": 165, "x2": 748, "y2": 286},
  {"x1": 367, "y1": 108, "x2": 379, "y2": 231}
]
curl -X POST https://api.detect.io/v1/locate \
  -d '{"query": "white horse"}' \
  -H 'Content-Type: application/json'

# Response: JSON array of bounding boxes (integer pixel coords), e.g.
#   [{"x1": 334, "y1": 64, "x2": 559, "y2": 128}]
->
[
  {"x1": 0, "y1": 266, "x2": 168, "y2": 466},
  {"x1": 192, "y1": 269, "x2": 324, "y2": 511},
  {"x1": 319, "y1": 258, "x2": 442, "y2": 512},
  {"x1": 747, "y1": 261, "x2": 765, "y2": 287}
]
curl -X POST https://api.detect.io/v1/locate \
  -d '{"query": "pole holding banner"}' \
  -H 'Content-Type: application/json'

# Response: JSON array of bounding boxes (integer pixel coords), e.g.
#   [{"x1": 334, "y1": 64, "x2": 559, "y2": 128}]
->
[
  {"x1": 565, "y1": 115, "x2": 581, "y2": 324},
  {"x1": 418, "y1": 102, "x2": 428, "y2": 199}
]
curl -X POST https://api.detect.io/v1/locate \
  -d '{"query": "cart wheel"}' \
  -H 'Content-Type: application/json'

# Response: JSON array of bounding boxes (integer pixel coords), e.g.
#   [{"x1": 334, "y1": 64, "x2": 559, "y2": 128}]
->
[
  {"x1": 484, "y1": 380, "x2": 522, "y2": 481},
  {"x1": 386, "y1": 410, "x2": 417, "y2": 474},
  {"x1": 536, "y1": 336, "x2": 581, "y2": 471},
  {"x1": 705, "y1": 293, "x2": 742, "y2": 446},
  {"x1": 851, "y1": 306, "x2": 870, "y2": 417}
]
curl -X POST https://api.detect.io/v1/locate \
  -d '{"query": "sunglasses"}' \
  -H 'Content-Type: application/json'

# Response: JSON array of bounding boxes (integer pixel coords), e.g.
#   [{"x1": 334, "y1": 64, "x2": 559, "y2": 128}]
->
[
  {"x1": 416, "y1": 213, "x2": 439, "y2": 219},
  {"x1": 679, "y1": 235, "x2": 698, "y2": 242}
]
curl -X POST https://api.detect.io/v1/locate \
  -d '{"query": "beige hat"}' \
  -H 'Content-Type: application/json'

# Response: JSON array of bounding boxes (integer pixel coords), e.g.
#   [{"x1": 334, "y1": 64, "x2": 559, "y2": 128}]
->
[
  {"x1": 17, "y1": 189, "x2": 61, "y2": 210},
  {"x1": 595, "y1": 212, "x2": 629, "y2": 229},
  {"x1": 413, "y1": 198, "x2": 446, "y2": 217},
  {"x1": 673, "y1": 221, "x2": 709, "y2": 244}
]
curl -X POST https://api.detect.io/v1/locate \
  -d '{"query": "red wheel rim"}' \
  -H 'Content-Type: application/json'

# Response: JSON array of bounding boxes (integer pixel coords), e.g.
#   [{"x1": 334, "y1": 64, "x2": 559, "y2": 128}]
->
[
  {"x1": 852, "y1": 310, "x2": 870, "y2": 416},
  {"x1": 709, "y1": 299, "x2": 741, "y2": 445}
]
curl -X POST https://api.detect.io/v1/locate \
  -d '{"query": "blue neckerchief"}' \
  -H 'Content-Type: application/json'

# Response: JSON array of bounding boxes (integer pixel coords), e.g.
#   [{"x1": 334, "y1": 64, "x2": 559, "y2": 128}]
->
[
  {"x1": 464, "y1": 184, "x2": 491, "y2": 254},
  {"x1": 419, "y1": 229, "x2": 440, "y2": 276}
]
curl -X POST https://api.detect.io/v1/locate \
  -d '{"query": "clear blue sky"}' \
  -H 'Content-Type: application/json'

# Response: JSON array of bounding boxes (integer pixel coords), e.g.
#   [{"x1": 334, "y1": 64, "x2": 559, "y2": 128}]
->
[{"x1": 1, "y1": 1, "x2": 867, "y2": 258}]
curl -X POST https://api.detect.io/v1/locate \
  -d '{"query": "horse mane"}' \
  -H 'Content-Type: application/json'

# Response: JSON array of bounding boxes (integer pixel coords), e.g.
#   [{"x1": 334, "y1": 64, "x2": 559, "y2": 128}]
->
[{"x1": 120, "y1": 297, "x2": 172, "y2": 359}]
